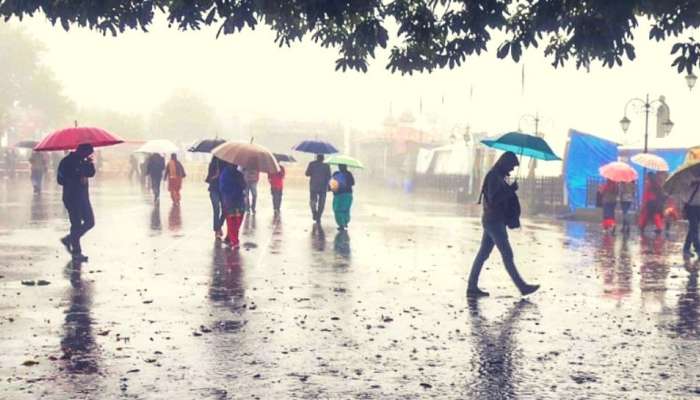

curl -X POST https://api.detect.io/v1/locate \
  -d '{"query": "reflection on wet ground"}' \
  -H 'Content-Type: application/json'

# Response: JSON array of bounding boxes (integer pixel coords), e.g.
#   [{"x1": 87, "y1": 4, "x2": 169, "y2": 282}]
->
[{"x1": 1, "y1": 178, "x2": 700, "y2": 399}]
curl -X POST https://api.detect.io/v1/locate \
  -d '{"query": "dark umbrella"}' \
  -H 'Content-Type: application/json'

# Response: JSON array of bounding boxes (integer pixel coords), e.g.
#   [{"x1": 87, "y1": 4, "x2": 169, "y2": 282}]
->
[
  {"x1": 292, "y1": 140, "x2": 339, "y2": 155},
  {"x1": 14, "y1": 140, "x2": 39, "y2": 149},
  {"x1": 188, "y1": 138, "x2": 226, "y2": 153},
  {"x1": 273, "y1": 153, "x2": 296, "y2": 163},
  {"x1": 481, "y1": 132, "x2": 560, "y2": 161}
]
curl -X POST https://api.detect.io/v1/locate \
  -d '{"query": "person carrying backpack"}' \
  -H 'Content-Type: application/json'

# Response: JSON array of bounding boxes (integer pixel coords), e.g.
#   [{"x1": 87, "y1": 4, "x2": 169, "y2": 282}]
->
[
  {"x1": 466, "y1": 151, "x2": 539, "y2": 298},
  {"x1": 330, "y1": 164, "x2": 355, "y2": 230}
]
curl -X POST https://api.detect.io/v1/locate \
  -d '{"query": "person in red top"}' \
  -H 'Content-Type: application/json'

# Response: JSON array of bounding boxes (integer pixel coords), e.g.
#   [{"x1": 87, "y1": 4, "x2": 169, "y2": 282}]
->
[
  {"x1": 268, "y1": 165, "x2": 285, "y2": 212},
  {"x1": 598, "y1": 179, "x2": 619, "y2": 234},
  {"x1": 639, "y1": 171, "x2": 665, "y2": 234}
]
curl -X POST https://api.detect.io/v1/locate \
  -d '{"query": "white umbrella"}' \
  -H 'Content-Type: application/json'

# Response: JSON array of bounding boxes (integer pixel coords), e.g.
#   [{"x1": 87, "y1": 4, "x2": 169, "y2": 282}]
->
[
  {"x1": 135, "y1": 139, "x2": 179, "y2": 154},
  {"x1": 630, "y1": 153, "x2": 669, "y2": 171}
]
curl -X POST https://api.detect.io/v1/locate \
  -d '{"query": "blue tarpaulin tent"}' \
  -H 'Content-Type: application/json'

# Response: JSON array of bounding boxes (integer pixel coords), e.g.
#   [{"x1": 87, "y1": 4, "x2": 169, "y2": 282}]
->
[{"x1": 564, "y1": 130, "x2": 618, "y2": 210}]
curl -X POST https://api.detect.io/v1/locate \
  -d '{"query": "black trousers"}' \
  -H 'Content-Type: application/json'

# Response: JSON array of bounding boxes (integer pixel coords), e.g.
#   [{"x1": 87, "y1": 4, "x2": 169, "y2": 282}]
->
[
  {"x1": 684, "y1": 206, "x2": 700, "y2": 254},
  {"x1": 150, "y1": 174, "x2": 162, "y2": 199},
  {"x1": 271, "y1": 189, "x2": 283, "y2": 211},
  {"x1": 64, "y1": 195, "x2": 95, "y2": 254},
  {"x1": 310, "y1": 190, "x2": 327, "y2": 220}
]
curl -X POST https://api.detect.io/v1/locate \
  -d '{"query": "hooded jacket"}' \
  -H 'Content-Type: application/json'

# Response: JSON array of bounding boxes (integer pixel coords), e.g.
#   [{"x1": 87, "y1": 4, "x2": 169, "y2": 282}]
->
[{"x1": 480, "y1": 152, "x2": 519, "y2": 224}]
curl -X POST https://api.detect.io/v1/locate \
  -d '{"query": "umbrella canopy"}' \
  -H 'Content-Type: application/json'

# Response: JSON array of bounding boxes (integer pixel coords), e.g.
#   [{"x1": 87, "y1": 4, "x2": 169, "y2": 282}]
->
[
  {"x1": 188, "y1": 138, "x2": 226, "y2": 153},
  {"x1": 135, "y1": 139, "x2": 179, "y2": 154},
  {"x1": 481, "y1": 132, "x2": 560, "y2": 161},
  {"x1": 34, "y1": 126, "x2": 123, "y2": 152},
  {"x1": 599, "y1": 161, "x2": 638, "y2": 183},
  {"x1": 324, "y1": 154, "x2": 364, "y2": 169},
  {"x1": 292, "y1": 140, "x2": 339, "y2": 155},
  {"x1": 273, "y1": 153, "x2": 296, "y2": 163},
  {"x1": 212, "y1": 142, "x2": 280, "y2": 174},
  {"x1": 663, "y1": 160, "x2": 700, "y2": 194},
  {"x1": 630, "y1": 153, "x2": 669, "y2": 171}
]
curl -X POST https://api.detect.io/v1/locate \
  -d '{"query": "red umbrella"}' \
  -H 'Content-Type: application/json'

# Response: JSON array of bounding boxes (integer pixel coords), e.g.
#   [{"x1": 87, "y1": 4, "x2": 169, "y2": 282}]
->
[
  {"x1": 599, "y1": 161, "x2": 638, "y2": 182},
  {"x1": 34, "y1": 125, "x2": 124, "y2": 151}
]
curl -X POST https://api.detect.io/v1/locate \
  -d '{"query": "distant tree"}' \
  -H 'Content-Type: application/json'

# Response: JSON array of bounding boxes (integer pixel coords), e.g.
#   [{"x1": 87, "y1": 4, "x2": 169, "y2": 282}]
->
[
  {"x1": 1, "y1": 1, "x2": 700, "y2": 75},
  {"x1": 0, "y1": 23, "x2": 73, "y2": 136},
  {"x1": 77, "y1": 108, "x2": 147, "y2": 140},
  {"x1": 150, "y1": 89, "x2": 221, "y2": 143}
]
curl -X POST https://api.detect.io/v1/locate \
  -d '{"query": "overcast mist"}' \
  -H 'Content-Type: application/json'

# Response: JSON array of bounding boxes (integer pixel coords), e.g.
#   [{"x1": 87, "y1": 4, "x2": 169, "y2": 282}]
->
[{"x1": 12, "y1": 16, "x2": 698, "y2": 153}]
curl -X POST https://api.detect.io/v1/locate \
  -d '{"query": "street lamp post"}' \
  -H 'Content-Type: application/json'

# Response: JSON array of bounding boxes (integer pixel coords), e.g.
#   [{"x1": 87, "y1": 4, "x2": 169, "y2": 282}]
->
[{"x1": 619, "y1": 94, "x2": 674, "y2": 153}]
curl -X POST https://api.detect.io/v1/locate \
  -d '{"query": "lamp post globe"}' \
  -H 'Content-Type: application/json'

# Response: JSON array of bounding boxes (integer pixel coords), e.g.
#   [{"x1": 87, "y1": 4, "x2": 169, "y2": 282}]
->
[
  {"x1": 663, "y1": 120, "x2": 674, "y2": 135},
  {"x1": 619, "y1": 116, "x2": 631, "y2": 133}
]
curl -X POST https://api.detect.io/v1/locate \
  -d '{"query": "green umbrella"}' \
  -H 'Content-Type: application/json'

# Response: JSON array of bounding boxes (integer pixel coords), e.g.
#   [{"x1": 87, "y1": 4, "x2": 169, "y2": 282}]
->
[{"x1": 324, "y1": 154, "x2": 364, "y2": 169}]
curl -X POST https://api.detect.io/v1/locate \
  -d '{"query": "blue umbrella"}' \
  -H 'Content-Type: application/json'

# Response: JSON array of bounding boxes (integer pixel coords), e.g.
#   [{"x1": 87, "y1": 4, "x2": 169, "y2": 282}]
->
[
  {"x1": 292, "y1": 140, "x2": 339, "y2": 155},
  {"x1": 481, "y1": 132, "x2": 560, "y2": 161}
]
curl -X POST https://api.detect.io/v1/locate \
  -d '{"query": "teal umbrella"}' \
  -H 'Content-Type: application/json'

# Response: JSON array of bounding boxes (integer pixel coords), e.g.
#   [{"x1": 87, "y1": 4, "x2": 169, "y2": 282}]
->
[{"x1": 481, "y1": 132, "x2": 560, "y2": 161}]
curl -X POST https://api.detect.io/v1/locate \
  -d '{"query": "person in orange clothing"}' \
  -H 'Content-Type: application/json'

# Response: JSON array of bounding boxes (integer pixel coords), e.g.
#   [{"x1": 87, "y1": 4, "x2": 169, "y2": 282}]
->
[
  {"x1": 639, "y1": 172, "x2": 664, "y2": 234},
  {"x1": 164, "y1": 153, "x2": 186, "y2": 205},
  {"x1": 598, "y1": 179, "x2": 619, "y2": 234},
  {"x1": 268, "y1": 165, "x2": 285, "y2": 213}
]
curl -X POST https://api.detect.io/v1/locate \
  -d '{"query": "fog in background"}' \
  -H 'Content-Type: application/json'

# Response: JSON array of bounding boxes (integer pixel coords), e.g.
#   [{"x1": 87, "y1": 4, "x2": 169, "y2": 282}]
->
[{"x1": 6, "y1": 15, "x2": 699, "y2": 157}]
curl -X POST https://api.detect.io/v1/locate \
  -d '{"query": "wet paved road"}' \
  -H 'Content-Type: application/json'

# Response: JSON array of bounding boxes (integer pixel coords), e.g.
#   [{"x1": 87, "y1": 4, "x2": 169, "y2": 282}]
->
[{"x1": 1, "y1": 177, "x2": 700, "y2": 399}]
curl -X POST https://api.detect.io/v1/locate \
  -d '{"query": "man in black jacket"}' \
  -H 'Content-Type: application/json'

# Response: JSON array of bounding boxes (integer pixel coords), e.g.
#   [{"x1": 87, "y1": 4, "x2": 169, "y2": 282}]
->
[
  {"x1": 146, "y1": 153, "x2": 165, "y2": 202},
  {"x1": 467, "y1": 151, "x2": 539, "y2": 298},
  {"x1": 58, "y1": 143, "x2": 96, "y2": 262},
  {"x1": 305, "y1": 154, "x2": 331, "y2": 223}
]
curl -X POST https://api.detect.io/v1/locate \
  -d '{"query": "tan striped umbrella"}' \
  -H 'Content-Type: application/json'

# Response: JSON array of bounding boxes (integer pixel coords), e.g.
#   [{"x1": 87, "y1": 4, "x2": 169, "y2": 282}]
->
[{"x1": 212, "y1": 142, "x2": 280, "y2": 174}]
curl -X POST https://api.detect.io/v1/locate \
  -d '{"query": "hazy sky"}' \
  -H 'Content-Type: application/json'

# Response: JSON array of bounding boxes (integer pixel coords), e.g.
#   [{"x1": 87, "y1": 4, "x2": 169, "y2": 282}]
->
[{"x1": 12, "y1": 15, "x2": 700, "y2": 155}]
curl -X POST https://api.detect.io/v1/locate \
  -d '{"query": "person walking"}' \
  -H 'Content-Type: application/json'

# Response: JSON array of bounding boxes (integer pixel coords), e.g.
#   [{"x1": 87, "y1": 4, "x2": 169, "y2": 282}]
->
[
  {"x1": 146, "y1": 153, "x2": 165, "y2": 202},
  {"x1": 268, "y1": 165, "x2": 285, "y2": 213},
  {"x1": 639, "y1": 172, "x2": 665, "y2": 234},
  {"x1": 243, "y1": 167, "x2": 259, "y2": 214},
  {"x1": 330, "y1": 164, "x2": 355, "y2": 230},
  {"x1": 164, "y1": 153, "x2": 186, "y2": 205},
  {"x1": 206, "y1": 157, "x2": 225, "y2": 239},
  {"x1": 466, "y1": 151, "x2": 539, "y2": 298},
  {"x1": 57, "y1": 144, "x2": 96, "y2": 262},
  {"x1": 306, "y1": 154, "x2": 331, "y2": 223},
  {"x1": 598, "y1": 179, "x2": 619, "y2": 234},
  {"x1": 219, "y1": 162, "x2": 247, "y2": 248},
  {"x1": 619, "y1": 181, "x2": 636, "y2": 234},
  {"x1": 128, "y1": 154, "x2": 139, "y2": 182},
  {"x1": 29, "y1": 150, "x2": 48, "y2": 194},
  {"x1": 681, "y1": 169, "x2": 700, "y2": 259}
]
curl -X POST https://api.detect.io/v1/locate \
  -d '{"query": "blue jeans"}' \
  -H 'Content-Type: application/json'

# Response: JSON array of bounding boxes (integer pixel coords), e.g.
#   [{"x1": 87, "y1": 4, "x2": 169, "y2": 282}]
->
[
  {"x1": 210, "y1": 190, "x2": 224, "y2": 232},
  {"x1": 63, "y1": 195, "x2": 95, "y2": 255},
  {"x1": 468, "y1": 220, "x2": 527, "y2": 290}
]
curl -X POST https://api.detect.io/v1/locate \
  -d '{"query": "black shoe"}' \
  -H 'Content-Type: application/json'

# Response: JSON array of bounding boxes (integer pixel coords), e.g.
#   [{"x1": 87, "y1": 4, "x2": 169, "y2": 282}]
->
[
  {"x1": 60, "y1": 236, "x2": 72, "y2": 254},
  {"x1": 520, "y1": 284, "x2": 540, "y2": 296},
  {"x1": 466, "y1": 287, "x2": 490, "y2": 298}
]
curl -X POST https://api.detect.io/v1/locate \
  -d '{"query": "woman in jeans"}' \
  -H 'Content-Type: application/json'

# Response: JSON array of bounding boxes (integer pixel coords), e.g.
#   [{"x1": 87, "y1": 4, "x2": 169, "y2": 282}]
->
[
  {"x1": 619, "y1": 181, "x2": 636, "y2": 234},
  {"x1": 205, "y1": 158, "x2": 225, "y2": 239},
  {"x1": 466, "y1": 151, "x2": 539, "y2": 298}
]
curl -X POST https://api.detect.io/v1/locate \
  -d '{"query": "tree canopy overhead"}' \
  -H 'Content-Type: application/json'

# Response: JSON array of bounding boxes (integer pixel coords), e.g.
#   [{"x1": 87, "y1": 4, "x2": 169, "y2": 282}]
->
[{"x1": 2, "y1": 0, "x2": 699, "y2": 75}]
